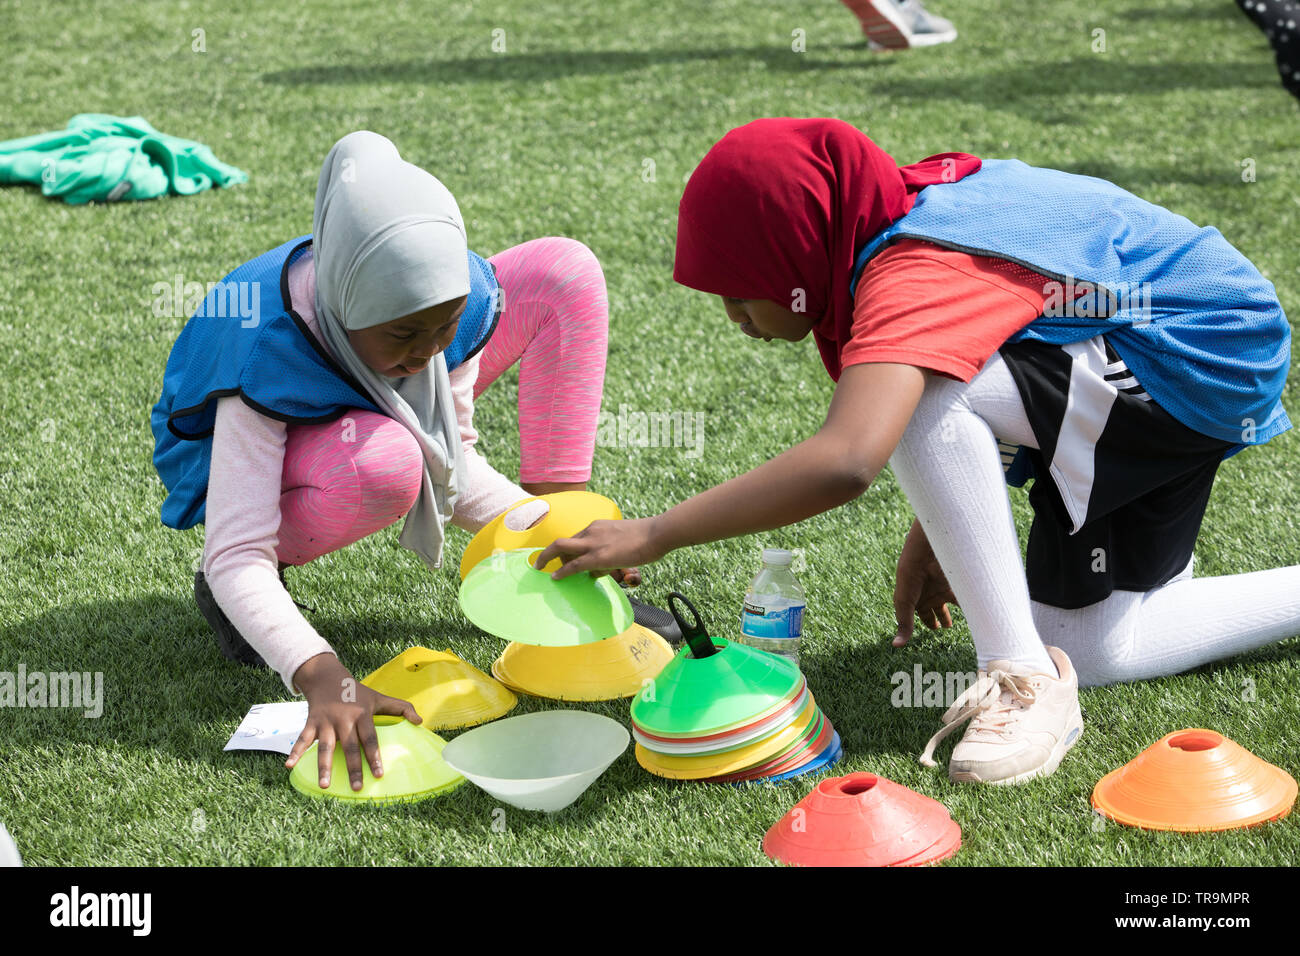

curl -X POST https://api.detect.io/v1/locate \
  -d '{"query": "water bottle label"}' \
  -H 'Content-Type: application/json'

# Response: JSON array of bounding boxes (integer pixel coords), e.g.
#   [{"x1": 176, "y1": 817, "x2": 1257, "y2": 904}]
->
[{"x1": 741, "y1": 602, "x2": 804, "y2": 640}]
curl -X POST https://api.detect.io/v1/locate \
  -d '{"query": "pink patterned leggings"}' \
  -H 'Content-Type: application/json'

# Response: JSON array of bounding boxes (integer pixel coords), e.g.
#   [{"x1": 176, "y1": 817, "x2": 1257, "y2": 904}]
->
[{"x1": 275, "y1": 237, "x2": 609, "y2": 565}]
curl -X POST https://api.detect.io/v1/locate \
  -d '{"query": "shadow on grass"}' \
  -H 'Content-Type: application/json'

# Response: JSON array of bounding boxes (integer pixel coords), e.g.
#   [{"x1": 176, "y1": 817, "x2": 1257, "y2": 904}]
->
[
  {"x1": 261, "y1": 44, "x2": 897, "y2": 86},
  {"x1": 0, "y1": 593, "x2": 486, "y2": 743},
  {"x1": 817, "y1": 635, "x2": 980, "y2": 760},
  {"x1": 872, "y1": 57, "x2": 1273, "y2": 106},
  {"x1": 0, "y1": 593, "x2": 649, "y2": 828},
  {"x1": 1117, "y1": 3, "x2": 1244, "y2": 21},
  {"x1": 1050, "y1": 160, "x2": 1247, "y2": 188}
]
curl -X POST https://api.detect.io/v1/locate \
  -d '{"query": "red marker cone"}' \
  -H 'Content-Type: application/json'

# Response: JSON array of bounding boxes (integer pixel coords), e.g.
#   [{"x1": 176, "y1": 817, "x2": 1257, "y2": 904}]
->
[{"x1": 763, "y1": 772, "x2": 961, "y2": 867}]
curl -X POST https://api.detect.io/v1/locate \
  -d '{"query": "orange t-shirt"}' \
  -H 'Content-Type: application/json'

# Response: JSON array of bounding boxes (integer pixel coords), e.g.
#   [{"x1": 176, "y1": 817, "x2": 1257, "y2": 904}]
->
[{"x1": 841, "y1": 238, "x2": 1056, "y2": 381}]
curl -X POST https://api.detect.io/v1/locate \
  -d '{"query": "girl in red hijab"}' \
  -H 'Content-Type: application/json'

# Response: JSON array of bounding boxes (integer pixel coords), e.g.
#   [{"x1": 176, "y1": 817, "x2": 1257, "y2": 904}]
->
[
  {"x1": 535, "y1": 118, "x2": 1300, "y2": 787},
  {"x1": 671, "y1": 117, "x2": 978, "y2": 381}
]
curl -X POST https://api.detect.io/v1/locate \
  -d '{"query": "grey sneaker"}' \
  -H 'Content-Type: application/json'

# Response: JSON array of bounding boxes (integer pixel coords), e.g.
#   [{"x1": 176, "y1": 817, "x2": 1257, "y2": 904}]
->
[
  {"x1": 193, "y1": 570, "x2": 268, "y2": 669},
  {"x1": 920, "y1": 646, "x2": 1083, "y2": 785},
  {"x1": 853, "y1": 0, "x2": 957, "y2": 50}
]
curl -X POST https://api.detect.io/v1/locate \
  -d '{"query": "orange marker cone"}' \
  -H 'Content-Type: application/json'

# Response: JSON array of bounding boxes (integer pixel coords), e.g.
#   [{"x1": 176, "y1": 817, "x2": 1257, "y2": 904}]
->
[
  {"x1": 763, "y1": 772, "x2": 961, "y2": 867},
  {"x1": 1092, "y1": 729, "x2": 1297, "y2": 832}
]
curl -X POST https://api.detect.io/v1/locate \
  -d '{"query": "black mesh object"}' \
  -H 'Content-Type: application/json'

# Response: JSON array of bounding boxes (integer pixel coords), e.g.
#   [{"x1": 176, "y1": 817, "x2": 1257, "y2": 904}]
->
[{"x1": 629, "y1": 596, "x2": 684, "y2": 646}]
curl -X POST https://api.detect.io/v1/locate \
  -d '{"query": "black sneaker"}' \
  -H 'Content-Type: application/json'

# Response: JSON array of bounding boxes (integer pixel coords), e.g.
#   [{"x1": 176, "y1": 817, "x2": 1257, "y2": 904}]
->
[
  {"x1": 193, "y1": 570, "x2": 268, "y2": 669},
  {"x1": 1237, "y1": 0, "x2": 1295, "y2": 32},
  {"x1": 1237, "y1": 0, "x2": 1300, "y2": 99},
  {"x1": 628, "y1": 595, "x2": 684, "y2": 646},
  {"x1": 1277, "y1": 34, "x2": 1300, "y2": 99}
]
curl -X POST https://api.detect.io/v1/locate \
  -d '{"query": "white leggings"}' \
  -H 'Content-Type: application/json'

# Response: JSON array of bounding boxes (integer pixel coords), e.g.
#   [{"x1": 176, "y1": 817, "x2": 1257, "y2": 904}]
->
[{"x1": 887, "y1": 353, "x2": 1300, "y2": 687}]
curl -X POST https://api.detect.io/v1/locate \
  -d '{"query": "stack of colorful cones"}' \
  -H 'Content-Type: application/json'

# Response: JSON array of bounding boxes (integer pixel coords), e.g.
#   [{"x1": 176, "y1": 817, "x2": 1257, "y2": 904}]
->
[
  {"x1": 1092, "y1": 728, "x2": 1297, "y2": 831},
  {"x1": 630, "y1": 594, "x2": 841, "y2": 784},
  {"x1": 459, "y1": 491, "x2": 673, "y2": 701},
  {"x1": 763, "y1": 772, "x2": 961, "y2": 866}
]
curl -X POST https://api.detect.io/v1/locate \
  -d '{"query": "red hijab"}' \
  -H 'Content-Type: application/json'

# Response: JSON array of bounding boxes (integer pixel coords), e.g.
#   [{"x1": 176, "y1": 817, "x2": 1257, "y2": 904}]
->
[{"x1": 673, "y1": 118, "x2": 981, "y2": 380}]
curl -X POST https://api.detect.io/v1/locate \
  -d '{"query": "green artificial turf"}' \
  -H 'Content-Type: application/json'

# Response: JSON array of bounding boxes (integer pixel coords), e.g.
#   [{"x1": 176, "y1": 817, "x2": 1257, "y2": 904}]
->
[{"x1": 1, "y1": 0, "x2": 1298, "y2": 866}]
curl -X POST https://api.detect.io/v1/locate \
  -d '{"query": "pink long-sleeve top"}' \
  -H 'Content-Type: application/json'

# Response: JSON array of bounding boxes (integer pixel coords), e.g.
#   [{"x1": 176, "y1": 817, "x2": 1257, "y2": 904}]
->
[{"x1": 202, "y1": 250, "x2": 543, "y2": 693}]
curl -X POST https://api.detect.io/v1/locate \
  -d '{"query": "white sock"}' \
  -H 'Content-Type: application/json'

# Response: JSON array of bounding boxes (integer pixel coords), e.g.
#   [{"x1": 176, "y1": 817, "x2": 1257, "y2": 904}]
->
[
  {"x1": 1032, "y1": 562, "x2": 1300, "y2": 686},
  {"x1": 888, "y1": 354, "x2": 1056, "y2": 674}
]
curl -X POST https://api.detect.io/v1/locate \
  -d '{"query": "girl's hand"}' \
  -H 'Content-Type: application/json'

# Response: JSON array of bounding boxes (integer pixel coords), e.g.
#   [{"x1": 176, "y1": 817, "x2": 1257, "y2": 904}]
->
[
  {"x1": 611, "y1": 567, "x2": 642, "y2": 587},
  {"x1": 285, "y1": 653, "x2": 422, "y2": 791},
  {"x1": 892, "y1": 517, "x2": 958, "y2": 647},
  {"x1": 533, "y1": 517, "x2": 665, "y2": 581},
  {"x1": 534, "y1": 365, "x2": 926, "y2": 584},
  {"x1": 517, "y1": 489, "x2": 640, "y2": 584}
]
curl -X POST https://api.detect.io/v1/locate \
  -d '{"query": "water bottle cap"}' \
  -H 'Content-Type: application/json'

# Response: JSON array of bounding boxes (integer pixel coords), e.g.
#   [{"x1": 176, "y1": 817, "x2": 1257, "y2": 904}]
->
[{"x1": 761, "y1": 548, "x2": 794, "y2": 567}]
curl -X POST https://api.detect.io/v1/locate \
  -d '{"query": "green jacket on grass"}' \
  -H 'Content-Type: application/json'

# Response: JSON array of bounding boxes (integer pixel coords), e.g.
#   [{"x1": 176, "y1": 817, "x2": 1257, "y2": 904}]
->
[{"x1": 0, "y1": 113, "x2": 247, "y2": 204}]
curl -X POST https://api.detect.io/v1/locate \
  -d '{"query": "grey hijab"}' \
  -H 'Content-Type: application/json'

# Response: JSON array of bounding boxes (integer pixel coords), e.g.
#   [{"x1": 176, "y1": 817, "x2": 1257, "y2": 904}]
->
[{"x1": 312, "y1": 131, "x2": 467, "y2": 568}]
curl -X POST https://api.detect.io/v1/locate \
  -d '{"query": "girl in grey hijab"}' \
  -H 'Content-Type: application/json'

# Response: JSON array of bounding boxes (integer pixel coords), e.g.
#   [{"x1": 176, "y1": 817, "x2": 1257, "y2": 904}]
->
[
  {"x1": 312, "y1": 130, "x2": 468, "y2": 568},
  {"x1": 189, "y1": 131, "x2": 621, "y2": 792}
]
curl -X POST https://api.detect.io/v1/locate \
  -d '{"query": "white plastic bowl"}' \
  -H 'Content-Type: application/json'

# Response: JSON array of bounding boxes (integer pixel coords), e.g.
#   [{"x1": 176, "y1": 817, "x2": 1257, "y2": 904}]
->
[{"x1": 441, "y1": 710, "x2": 630, "y2": 812}]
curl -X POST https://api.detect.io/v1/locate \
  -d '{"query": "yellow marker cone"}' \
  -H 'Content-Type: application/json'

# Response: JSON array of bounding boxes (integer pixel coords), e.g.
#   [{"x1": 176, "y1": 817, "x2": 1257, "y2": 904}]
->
[
  {"x1": 362, "y1": 647, "x2": 516, "y2": 730},
  {"x1": 491, "y1": 624, "x2": 674, "y2": 701},
  {"x1": 459, "y1": 491, "x2": 622, "y2": 579}
]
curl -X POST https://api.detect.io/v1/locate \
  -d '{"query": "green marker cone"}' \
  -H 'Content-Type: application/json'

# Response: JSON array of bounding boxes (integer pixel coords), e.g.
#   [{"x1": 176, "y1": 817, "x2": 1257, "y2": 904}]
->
[
  {"x1": 630, "y1": 637, "x2": 804, "y2": 737},
  {"x1": 289, "y1": 717, "x2": 464, "y2": 804},
  {"x1": 459, "y1": 548, "x2": 634, "y2": 647}
]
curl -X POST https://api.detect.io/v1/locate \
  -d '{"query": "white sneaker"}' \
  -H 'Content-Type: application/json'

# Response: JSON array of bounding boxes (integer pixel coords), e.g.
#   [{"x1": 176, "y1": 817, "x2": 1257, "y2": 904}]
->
[
  {"x1": 851, "y1": 0, "x2": 958, "y2": 50},
  {"x1": 919, "y1": 646, "x2": 1083, "y2": 785},
  {"x1": 0, "y1": 822, "x2": 21, "y2": 867}
]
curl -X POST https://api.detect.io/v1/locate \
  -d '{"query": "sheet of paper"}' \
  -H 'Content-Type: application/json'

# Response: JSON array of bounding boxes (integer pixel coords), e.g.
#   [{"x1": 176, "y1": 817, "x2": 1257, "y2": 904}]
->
[{"x1": 224, "y1": 701, "x2": 309, "y2": 756}]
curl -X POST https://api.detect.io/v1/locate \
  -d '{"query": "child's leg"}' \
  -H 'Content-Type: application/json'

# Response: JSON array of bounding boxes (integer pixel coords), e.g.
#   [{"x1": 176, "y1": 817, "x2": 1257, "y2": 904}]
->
[
  {"x1": 897, "y1": 346, "x2": 1300, "y2": 686},
  {"x1": 1033, "y1": 560, "x2": 1300, "y2": 687},
  {"x1": 276, "y1": 410, "x2": 423, "y2": 565},
  {"x1": 888, "y1": 354, "x2": 1056, "y2": 673},
  {"x1": 477, "y1": 237, "x2": 609, "y2": 486}
]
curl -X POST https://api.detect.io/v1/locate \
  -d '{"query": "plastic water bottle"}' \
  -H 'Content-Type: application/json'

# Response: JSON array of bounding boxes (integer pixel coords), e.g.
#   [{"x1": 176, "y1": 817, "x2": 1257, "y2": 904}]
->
[{"x1": 740, "y1": 548, "x2": 806, "y2": 667}]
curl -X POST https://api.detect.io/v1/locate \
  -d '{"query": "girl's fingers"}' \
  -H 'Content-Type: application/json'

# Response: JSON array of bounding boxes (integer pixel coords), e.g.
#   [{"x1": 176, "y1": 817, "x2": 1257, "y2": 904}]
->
[
  {"x1": 285, "y1": 722, "x2": 318, "y2": 769},
  {"x1": 316, "y1": 727, "x2": 338, "y2": 789},
  {"x1": 339, "y1": 723, "x2": 365, "y2": 792},
  {"x1": 937, "y1": 603, "x2": 953, "y2": 629},
  {"x1": 550, "y1": 553, "x2": 598, "y2": 580},
  {"x1": 356, "y1": 717, "x2": 383, "y2": 780},
  {"x1": 533, "y1": 537, "x2": 582, "y2": 571},
  {"x1": 892, "y1": 584, "x2": 919, "y2": 647},
  {"x1": 376, "y1": 694, "x2": 422, "y2": 725}
]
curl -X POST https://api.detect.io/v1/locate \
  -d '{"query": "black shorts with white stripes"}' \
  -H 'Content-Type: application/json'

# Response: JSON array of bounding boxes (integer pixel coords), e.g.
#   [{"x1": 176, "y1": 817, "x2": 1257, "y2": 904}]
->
[{"x1": 997, "y1": 337, "x2": 1236, "y2": 610}]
